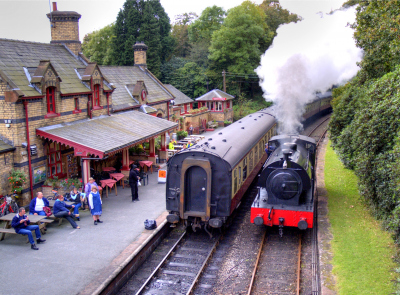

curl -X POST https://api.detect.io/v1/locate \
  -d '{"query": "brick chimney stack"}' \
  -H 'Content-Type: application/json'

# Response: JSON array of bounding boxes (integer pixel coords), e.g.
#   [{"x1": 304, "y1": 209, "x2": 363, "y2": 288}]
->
[
  {"x1": 133, "y1": 41, "x2": 148, "y2": 66},
  {"x1": 47, "y1": 2, "x2": 82, "y2": 55}
]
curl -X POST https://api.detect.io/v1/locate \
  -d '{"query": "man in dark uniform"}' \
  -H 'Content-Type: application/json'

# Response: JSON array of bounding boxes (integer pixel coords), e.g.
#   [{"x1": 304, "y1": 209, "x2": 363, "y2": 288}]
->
[{"x1": 129, "y1": 164, "x2": 140, "y2": 202}]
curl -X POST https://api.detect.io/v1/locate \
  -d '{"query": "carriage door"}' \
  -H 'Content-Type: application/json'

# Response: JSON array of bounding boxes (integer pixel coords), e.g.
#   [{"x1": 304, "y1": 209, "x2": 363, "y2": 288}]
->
[
  {"x1": 180, "y1": 157, "x2": 212, "y2": 221},
  {"x1": 185, "y1": 166, "x2": 207, "y2": 212}
]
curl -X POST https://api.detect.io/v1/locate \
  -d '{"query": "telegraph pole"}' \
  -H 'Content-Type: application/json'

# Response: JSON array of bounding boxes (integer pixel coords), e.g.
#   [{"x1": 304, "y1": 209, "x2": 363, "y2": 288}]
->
[{"x1": 222, "y1": 70, "x2": 226, "y2": 92}]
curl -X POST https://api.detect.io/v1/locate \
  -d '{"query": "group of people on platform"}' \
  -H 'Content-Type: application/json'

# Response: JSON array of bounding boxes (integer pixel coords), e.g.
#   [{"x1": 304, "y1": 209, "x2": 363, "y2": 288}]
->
[{"x1": 12, "y1": 177, "x2": 103, "y2": 250}]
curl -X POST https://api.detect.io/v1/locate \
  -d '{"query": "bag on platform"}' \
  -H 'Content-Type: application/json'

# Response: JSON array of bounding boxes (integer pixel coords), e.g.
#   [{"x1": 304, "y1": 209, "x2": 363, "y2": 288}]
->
[
  {"x1": 43, "y1": 206, "x2": 52, "y2": 217},
  {"x1": 144, "y1": 219, "x2": 157, "y2": 230}
]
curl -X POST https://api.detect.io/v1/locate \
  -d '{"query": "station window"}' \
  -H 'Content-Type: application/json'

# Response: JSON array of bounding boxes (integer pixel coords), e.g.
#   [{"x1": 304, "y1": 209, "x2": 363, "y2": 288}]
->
[
  {"x1": 226, "y1": 101, "x2": 230, "y2": 108},
  {"x1": 46, "y1": 87, "x2": 56, "y2": 114},
  {"x1": 93, "y1": 84, "x2": 100, "y2": 108},
  {"x1": 234, "y1": 169, "x2": 238, "y2": 193},
  {"x1": 217, "y1": 102, "x2": 222, "y2": 111},
  {"x1": 47, "y1": 142, "x2": 63, "y2": 178}
]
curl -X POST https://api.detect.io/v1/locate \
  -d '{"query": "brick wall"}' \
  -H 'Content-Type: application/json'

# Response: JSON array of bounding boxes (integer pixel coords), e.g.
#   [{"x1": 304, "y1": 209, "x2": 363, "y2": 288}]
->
[{"x1": 0, "y1": 152, "x2": 14, "y2": 196}]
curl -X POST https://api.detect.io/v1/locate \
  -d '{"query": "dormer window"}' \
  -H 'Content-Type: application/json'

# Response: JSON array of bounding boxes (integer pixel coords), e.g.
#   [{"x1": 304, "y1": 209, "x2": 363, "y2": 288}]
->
[
  {"x1": 44, "y1": 86, "x2": 60, "y2": 118},
  {"x1": 93, "y1": 84, "x2": 101, "y2": 108},
  {"x1": 47, "y1": 87, "x2": 56, "y2": 113}
]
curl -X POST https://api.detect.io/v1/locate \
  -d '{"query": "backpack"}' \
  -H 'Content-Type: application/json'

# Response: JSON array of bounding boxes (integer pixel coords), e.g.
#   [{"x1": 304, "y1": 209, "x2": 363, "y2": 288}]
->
[{"x1": 144, "y1": 219, "x2": 157, "y2": 230}]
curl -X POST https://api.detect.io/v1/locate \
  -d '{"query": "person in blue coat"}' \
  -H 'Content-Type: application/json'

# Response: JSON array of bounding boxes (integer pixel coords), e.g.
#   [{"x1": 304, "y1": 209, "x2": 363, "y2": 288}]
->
[
  {"x1": 53, "y1": 195, "x2": 80, "y2": 229},
  {"x1": 88, "y1": 186, "x2": 103, "y2": 225},
  {"x1": 11, "y1": 207, "x2": 46, "y2": 250},
  {"x1": 29, "y1": 192, "x2": 49, "y2": 216}
]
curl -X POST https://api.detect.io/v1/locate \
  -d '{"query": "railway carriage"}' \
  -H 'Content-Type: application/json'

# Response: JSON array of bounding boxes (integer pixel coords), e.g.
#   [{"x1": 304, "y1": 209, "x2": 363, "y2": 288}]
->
[{"x1": 166, "y1": 110, "x2": 277, "y2": 232}]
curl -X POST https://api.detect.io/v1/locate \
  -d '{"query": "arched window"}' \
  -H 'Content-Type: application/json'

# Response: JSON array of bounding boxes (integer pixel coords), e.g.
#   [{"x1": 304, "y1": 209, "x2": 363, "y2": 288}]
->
[
  {"x1": 93, "y1": 84, "x2": 100, "y2": 107},
  {"x1": 47, "y1": 87, "x2": 56, "y2": 113}
]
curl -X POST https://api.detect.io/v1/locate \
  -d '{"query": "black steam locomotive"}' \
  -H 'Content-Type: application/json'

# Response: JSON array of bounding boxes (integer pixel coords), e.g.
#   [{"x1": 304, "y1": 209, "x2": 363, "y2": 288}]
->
[{"x1": 251, "y1": 134, "x2": 316, "y2": 235}]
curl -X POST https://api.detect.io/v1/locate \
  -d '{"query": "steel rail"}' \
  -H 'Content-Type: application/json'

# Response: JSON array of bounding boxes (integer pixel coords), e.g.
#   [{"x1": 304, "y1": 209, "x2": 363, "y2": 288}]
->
[
  {"x1": 187, "y1": 234, "x2": 222, "y2": 295},
  {"x1": 247, "y1": 229, "x2": 267, "y2": 295},
  {"x1": 135, "y1": 230, "x2": 187, "y2": 295},
  {"x1": 307, "y1": 115, "x2": 331, "y2": 138},
  {"x1": 297, "y1": 233, "x2": 303, "y2": 295}
]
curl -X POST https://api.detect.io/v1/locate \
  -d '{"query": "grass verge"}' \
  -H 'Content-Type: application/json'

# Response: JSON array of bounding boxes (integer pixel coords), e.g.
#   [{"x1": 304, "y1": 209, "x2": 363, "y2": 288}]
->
[{"x1": 325, "y1": 141, "x2": 397, "y2": 294}]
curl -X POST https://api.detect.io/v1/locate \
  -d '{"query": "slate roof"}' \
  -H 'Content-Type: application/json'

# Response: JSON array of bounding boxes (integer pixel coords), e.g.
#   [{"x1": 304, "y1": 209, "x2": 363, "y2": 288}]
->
[
  {"x1": 195, "y1": 89, "x2": 235, "y2": 101},
  {"x1": 0, "y1": 140, "x2": 15, "y2": 154},
  {"x1": 100, "y1": 66, "x2": 174, "y2": 111},
  {"x1": 0, "y1": 38, "x2": 92, "y2": 96},
  {"x1": 36, "y1": 110, "x2": 178, "y2": 158},
  {"x1": 164, "y1": 84, "x2": 193, "y2": 106}
]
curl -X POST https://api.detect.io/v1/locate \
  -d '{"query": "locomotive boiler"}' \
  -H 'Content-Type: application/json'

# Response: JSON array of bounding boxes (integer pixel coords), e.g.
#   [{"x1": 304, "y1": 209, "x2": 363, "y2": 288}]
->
[{"x1": 251, "y1": 134, "x2": 316, "y2": 235}]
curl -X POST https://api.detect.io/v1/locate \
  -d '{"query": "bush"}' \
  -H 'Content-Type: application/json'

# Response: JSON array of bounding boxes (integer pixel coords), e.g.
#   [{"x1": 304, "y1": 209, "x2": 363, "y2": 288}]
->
[
  {"x1": 177, "y1": 130, "x2": 188, "y2": 139},
  {"x1": 329, "y1": 65, "x2": 400, "y2": 242}
]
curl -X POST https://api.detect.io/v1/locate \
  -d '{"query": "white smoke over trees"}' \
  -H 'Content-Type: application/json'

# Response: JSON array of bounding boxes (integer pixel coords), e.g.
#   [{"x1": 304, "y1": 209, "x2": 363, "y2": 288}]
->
[{"x1": 256, "y1": 1, "x2": 363, "y2": 134}]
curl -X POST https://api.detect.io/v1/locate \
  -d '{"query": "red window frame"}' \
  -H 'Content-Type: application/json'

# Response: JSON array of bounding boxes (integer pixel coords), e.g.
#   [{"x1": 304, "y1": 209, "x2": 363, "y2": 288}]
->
[
  {"x1": 47, "y1": 142, "x2": 63, "y2": 178},
  {"x1": 73, "y1": 97, "x2": 81, "y2": 114},
  {"x1": 47, "y1": 87, "x2": 56, "y2": 113},
  {"x1": 227, "y1": 101, "x2": 230, "y2": 108},
  {"x1": 93, "y1": 84, "x2": 101, "y2": 109}
]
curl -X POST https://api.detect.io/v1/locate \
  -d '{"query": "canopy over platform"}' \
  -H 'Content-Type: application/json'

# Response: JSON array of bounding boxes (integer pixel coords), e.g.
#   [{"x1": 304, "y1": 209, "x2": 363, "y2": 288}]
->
[{"x1": 36, "y1": 110, "x2": 177, "y2": 158}]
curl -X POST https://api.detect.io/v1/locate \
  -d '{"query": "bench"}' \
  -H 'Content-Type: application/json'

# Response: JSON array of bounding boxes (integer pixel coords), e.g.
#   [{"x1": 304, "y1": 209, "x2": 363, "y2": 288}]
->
[
  {"x1": 0, "y1": 228, "x2": 32, "y2": 243},
  {"x1": 47, "y1": 214, "x2": 64, "y2": 226}
]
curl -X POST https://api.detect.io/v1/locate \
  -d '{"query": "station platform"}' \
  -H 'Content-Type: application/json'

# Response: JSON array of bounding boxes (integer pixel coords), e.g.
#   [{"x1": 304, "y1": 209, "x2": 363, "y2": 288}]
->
[
  {"x1": 0, "y1": 167, "x2": 169, "y2": 295},
  {"x1": 0, "y1": 129, "x2": 226, "y2": 295}
]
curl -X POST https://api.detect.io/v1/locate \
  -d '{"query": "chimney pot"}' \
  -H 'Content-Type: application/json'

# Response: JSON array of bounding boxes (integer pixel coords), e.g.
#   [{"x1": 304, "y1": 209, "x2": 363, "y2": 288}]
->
[{"x1": 52, "y1": 2, "x2": 57, "y2": 11}]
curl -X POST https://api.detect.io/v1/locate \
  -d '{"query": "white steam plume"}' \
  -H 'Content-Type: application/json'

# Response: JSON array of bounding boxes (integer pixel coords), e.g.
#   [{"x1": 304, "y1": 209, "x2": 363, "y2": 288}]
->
[{"x1": 256, "y1": 4, "x2": 363, "y2": 134}]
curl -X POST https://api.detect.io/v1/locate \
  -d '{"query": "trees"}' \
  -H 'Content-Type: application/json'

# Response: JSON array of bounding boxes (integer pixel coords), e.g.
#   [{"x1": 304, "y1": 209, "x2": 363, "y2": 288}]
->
[
  {"x1": 111, "y1": 0, "x2": 173, "y2": 77},
  {"x1": 352, "y1": 0, "x2": 400, "y2": 81},
  {"x1": 171, "y1": 13, "x2": 197, "y2": 58},
  {"x1": 259, "y1": 0, "x2": 300, "y2": 47},
  {"x1": 82, "y1": 24, "x2": 115, "y2": 65},
  {"x1": 188, "y1": 6, "x2": 226, "y2": 44},
  {"x1": 209, "y1": 1, "x2": 273, "y2": 74}
]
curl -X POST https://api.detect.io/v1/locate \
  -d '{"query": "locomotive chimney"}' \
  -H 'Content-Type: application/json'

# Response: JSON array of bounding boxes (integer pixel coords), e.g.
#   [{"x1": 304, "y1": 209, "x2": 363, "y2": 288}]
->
[{"x1": 282, "y1": 150, "x2": 292, "y2": 169}]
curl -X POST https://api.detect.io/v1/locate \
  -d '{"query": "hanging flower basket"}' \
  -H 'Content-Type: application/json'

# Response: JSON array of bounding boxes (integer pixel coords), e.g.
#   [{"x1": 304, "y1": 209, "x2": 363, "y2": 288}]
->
[{"x1": 8, "y1": 169, "x2": 28, "y2": 194}]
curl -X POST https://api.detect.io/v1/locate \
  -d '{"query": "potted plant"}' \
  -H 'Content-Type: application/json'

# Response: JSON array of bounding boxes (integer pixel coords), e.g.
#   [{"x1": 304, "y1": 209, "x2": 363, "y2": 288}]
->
[{"x1": 8, "y1": 169, "x2": 28, "y2": 194}]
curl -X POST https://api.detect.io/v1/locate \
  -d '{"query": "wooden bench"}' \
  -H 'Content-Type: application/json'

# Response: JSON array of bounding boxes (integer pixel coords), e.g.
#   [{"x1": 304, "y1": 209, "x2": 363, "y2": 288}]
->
[
  {"x1": 47, "y1": 214, "x2": 64, "y2": 226},
  {"x1": 0, "y1": 228, "x2": 33, "y2": 243}
]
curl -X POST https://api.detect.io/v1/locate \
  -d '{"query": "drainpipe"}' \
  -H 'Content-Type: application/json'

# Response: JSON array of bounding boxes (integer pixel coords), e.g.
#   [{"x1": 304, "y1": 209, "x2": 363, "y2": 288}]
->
[
  {"x1": 167, "y1": 101, "x2": 170, "y2": 121},
  {"x1": 106, "y1": 92, "x2": 110, "y2": 116},
  {"x1": 23, "y1": 100, "x2": 34, "y2": 200}
]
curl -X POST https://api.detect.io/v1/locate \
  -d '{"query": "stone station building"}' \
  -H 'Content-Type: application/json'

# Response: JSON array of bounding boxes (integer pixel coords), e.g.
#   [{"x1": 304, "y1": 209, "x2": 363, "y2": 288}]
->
[{"x1": 0, "y1": 3, "x2": 177, "y2": 204}]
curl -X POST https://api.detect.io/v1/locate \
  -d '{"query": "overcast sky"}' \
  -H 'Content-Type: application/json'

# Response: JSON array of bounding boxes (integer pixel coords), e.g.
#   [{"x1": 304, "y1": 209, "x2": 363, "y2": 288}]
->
[{"x1": 0, "y1": 0, "x2": 346, "y2": 43}]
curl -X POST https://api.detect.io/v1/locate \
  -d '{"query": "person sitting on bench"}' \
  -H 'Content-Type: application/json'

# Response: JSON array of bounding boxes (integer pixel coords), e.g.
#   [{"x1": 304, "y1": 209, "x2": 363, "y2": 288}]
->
[
  {"x1": 11, "y1": 208, "x2": 46, "y2": 250},
  {"x1": 53, "y1": 195, "x2": 80, "y2": 229}
]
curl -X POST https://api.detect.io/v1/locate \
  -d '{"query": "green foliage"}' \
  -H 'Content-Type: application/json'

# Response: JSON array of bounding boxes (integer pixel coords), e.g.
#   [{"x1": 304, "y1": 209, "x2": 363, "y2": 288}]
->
[
  {"x1": 209, "y1": 1, "x2": 273, "y2": 74},
  {"x1": 188, "y1": 6, "x2": 226, "y2": 44},
  {"x1": 259, "y1": 0, "x2": 300, "y2": 47},
  {"x1": 8, "y1": 169, "x2": 28, "y2": 193},
  {"x1": 111, "y1": 0, "x2": 173, "y2": 77},
  {"x1": 177, "y1": 130, "x2": 188, "y2": 139},
  {"x1": 171, "y1": 13, "x2": 197, "y2": 58},
  {"x1": 329, "y1": 65, "x2": 400, "y2": 243},
  {"x1": 232, "y1": 94, "x2": 271, "y2": 121},
  {"x1": 352, "y1": 0, "x2": 400, "y2": 81},
  {"x1": 60, "y1": 178, "x2": 82, "y2": 190},
  {"x1": 82, "y1": 23, "x2": 115, "y2": 65}
]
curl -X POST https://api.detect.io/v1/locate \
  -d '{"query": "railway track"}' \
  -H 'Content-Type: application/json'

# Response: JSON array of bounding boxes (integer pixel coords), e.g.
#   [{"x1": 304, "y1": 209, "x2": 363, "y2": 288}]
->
[
  {"x1": 131, "y1": 229, "x2": 220, "y2": 295},
  {"x1": 247, "y1": 228, "x2": 303, "y2": 295},
  {"x1": 245, "y1": 114, "x2": 330, "y2": 295}
]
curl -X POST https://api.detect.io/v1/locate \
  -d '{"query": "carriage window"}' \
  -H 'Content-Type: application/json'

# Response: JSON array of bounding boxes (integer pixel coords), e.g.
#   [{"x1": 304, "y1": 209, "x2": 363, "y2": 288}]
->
[{"x1": 239, "y1": 167, "x2": 241, "y2": 184}]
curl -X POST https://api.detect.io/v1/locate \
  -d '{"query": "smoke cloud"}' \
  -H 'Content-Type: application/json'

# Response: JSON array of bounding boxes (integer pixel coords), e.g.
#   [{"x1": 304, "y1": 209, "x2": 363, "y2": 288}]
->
[{"x1": 256, "y1": 3, "x2": 363, "y2": 134}]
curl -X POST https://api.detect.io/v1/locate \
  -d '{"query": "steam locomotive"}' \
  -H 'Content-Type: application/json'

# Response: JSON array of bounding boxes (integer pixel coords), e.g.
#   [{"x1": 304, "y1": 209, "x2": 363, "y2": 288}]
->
[{"x1": 250, "y1": 134, "x2": 316, "y2": 235}]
